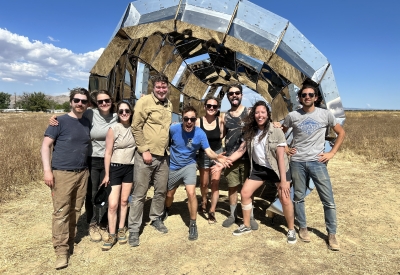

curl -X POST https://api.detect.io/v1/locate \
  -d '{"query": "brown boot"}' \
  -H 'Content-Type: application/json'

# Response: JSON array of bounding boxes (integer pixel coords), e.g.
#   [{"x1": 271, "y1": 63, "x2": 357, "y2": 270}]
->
[
  {"x1": 54, "y1": 254, "x2": 68, "y2": 270},
  {"x1": 328, "y1": 234, "x2": 340, "y2": 251},
  {"x1": 299, "y1": 227, "x2": 311, "y2": 242},
  {"x1": 89, "y1": 223, "x2": 102, "y2": 242}
]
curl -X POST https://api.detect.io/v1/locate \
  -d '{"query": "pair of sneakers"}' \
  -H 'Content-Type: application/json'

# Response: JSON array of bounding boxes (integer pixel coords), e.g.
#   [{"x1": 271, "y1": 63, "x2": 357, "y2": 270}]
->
[
  {"x1": 101, "y1": 227, "x2": 128, "y2": 251},
  {"x1": 232, "y1": 224, "x2": 297, "y2": 244}
]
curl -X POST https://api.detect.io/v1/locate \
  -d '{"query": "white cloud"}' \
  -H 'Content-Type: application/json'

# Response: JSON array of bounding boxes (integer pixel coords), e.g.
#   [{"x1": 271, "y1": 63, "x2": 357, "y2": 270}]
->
[
  {"x1": 2, "y1": 77, "x2": 15, "y2": 82},
  {"x1": 48, "y1": 36, "x2": 59, "y2": 42},
  {"x1": 0, "y1": 28, "x2": 104, "y2": 84},
  {"x1": 366, "y1": 103, "x2": 371, "y2": 108}
]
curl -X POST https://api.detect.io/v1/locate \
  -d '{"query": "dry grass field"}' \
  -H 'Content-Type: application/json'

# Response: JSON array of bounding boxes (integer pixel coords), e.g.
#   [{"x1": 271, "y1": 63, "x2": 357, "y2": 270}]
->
[{"x1": 0, "y1": 111, "x2": 399, "y2": 274}]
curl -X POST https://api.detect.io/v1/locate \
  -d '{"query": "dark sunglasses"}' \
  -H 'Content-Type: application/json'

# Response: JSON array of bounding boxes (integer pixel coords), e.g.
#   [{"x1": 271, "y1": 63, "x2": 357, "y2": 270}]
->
[
  {"x1": 228, "y1": 91, "x2": 241, "y2": 97},
  {"x1": 300, "y1": 93, "x2": 315, "y2": 98},
  {"x1": 183, "y1": 117, "x2": 196, "y2": 122},
  {"x1": 72, "y1": 98, "x2": 88, "y2": 104},
  {"x1": 97, "y1": 99, "x2": 111, "y2": 105},
  {"x1": 206, "y1": 104, "x2": 218, "y2": 109},
  {"x1": 118, "y1": 109, "x2": 131, "y2": 115}
]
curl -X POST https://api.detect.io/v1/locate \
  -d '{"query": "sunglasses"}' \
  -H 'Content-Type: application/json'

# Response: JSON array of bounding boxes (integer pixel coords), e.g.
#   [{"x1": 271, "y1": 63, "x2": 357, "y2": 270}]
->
[
  {"x1": 118, "y1": 109, "x2": 131, "y2": 115},
  {"x1": 300, "y1": 93, "x2": 315, "y2": 98},
  {"x1": 228, "y1": 91, "x2": 241, "y2": 97},
  {"x1": 183, "y1": 117, "x2": 196, "y2": 122},
  {"x1": 206, "y1": 104, "x2": 218, "y2": 109},
  {"x1": 72, "y1": 98, "x2": 88, "y2": 105},
  {"x1": 97, "y1": 99, "x2": 111, "y2": 105}
]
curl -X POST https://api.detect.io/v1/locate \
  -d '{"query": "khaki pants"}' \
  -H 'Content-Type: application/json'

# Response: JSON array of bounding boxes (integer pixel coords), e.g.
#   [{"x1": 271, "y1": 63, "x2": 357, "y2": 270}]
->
[{"x1": 52, "y1": 169, "x2": 89, "y2": 255}]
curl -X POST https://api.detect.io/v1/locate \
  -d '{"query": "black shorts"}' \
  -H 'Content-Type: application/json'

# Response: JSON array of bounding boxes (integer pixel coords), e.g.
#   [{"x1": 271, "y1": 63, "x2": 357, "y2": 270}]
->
[
  {"x1": 109, "y1": 164, "x2": 134, "y2": 186},
  {"x1": 249, "y1": 162, "x2": 291, "y2": 183}
]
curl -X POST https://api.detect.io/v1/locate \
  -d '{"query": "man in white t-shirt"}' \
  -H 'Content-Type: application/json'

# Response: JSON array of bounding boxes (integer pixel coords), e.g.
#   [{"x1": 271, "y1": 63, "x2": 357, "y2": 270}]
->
[{"x1": 282, "y1": 80, "x2": 345, "y2": 251}]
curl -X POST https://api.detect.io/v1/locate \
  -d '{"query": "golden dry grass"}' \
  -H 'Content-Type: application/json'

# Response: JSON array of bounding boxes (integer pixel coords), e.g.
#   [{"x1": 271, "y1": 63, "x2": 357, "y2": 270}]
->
[{"x1": 0, "y1": 111, "x2": 399, "y2": 274}]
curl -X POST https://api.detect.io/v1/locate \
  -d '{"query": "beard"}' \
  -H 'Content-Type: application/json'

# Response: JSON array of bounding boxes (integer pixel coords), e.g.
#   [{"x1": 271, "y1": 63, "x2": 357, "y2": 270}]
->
[{"x1": 229, "y1": 97, "x2": 242, "y2": 107}]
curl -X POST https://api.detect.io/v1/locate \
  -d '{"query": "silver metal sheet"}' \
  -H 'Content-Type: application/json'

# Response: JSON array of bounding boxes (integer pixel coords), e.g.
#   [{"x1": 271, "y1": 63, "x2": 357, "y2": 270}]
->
[
  {"x1": 229, "y1": 0, "x2": 287, "y2": 51},
  {"x1": 312, "y1": 63, "x2": 329, "y2": 84},
  {"x1": 326, "y1": 97, "x2": 345, "y2": 118},
  {"x1": 132, "y1": 0, "x2": 180, "y2": 25},
  {"x1": 288, "y1": 84, "x2": 302, "y2": 111},
  {"x1": 110, "y1": 3, "x2": 140, "y2": 43},
  {"x1": 319, "y1": 65, "x2": 340, "y2": 105},
  {"x1": 277, "y1": 23, "x2": 328, "y2": 77},
  {"x1": 180, "y1": 4, "x2": 232, "y2": 33},
  {"x1": 236, "y1": 52, "x2": 263, "y2": 73}
]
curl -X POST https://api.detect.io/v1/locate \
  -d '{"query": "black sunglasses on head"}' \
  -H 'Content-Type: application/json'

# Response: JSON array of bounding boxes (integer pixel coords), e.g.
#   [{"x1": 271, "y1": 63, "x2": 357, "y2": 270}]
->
[
  {"x1": 228, "y1": 91, "x2": 241, "y2": 96},
  {"x1": 183, "y1": 117, "x2": 196, "y2": 122},
  {"x1": 72, "y1": 98, "x2": 88, "y2": 104},
  {"x1": 206, "y1": 104, "x2": 218, "y2": 109},
  {"x1": 300, "y1": 93, "x2": 315, "y2": 98},
  {"x1": 118, "y1": 109, "x2": 131, "y2": 115},
  {"x1": 97, "y1": 99, "x2": 111, "y2": 105}
]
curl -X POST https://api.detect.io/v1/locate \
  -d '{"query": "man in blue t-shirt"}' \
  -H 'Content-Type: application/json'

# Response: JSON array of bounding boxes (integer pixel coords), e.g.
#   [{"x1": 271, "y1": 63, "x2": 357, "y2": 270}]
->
[
  {"x1": 165, "y1": 105, "x2": 229, "y2": 241},
  {"x1": 40, "y1": 88, "x2": 91, "y2": 270}
]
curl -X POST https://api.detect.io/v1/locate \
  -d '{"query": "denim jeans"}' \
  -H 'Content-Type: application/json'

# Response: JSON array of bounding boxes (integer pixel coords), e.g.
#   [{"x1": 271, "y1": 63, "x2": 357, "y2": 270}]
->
[{"x1": 290, "y1": 161, "x2": 337, "y2": 234}]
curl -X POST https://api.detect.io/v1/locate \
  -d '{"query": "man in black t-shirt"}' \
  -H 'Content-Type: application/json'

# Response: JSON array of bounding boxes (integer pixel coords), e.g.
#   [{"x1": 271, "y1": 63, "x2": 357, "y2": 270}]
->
[{"x1": 40, "y1": 88, "x2": 91, "y2": 270}]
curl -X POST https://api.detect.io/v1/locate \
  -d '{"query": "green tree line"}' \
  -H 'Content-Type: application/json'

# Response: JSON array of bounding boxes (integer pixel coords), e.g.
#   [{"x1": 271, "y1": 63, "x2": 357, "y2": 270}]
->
[{"x1": 0, "y1": 91, "x2": 70, "y2": 112}]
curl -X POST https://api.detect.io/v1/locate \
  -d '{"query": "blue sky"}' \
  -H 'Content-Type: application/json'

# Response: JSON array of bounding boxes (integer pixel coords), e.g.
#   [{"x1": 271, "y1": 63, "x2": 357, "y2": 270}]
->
[{"x1": 1, "y1": 0, "x2": 399, "y2": 110}]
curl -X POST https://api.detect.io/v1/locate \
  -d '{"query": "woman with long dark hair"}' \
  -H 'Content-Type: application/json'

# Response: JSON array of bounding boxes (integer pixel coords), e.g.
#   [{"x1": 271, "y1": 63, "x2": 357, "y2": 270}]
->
[{"x1": 212, "y1": 100, "x2": 296, "y2": 243}]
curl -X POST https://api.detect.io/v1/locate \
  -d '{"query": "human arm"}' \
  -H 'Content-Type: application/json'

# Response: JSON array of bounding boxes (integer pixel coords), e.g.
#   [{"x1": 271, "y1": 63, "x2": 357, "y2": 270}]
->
[
  {"x1": 203, "y1": 148, "x2": 232, "y2": 167},
  {"x1": 220, "y1": 113, "x2": 227, "y2": 139},
  {"x1": 276, "y1": 145, "x2": 290, "y2": 198},
  {"x1": 318, "y1": 123, "x2": 345, "y2": 163},
  {"x1": 226, "y1": 141, "x2": 247, "y2": 163},
  {"x1": 101, "y1": 128, "x2": 114, "y2": 186},
  {"x1": 40, "y1": 136, "x2": 55, "y2": 188}
]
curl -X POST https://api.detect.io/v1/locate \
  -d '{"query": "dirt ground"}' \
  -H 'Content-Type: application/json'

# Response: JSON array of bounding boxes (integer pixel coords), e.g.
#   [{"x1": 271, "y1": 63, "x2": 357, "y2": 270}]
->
[{"x1": 1, "y1": 154, "x2": 399, "y2": 275}]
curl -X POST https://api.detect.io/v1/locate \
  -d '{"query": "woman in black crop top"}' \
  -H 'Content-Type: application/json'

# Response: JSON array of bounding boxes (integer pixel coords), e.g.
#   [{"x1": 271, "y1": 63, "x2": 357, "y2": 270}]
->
[{"x1": 195, "y1": 95, "x2": 224, "y2": 224}]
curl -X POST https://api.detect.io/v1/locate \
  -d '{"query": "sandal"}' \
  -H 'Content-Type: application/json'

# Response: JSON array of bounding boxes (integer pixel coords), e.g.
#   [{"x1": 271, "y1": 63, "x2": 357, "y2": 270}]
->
[{"x1": 208, "y1": 212, "x2": 217, "y2": 224}]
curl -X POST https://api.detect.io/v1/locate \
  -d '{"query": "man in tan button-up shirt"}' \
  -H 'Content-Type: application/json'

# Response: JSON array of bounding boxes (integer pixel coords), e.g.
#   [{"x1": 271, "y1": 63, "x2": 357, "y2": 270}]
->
[{"x1": 128, "y1": 73, "x2": 172, "y2": 247}]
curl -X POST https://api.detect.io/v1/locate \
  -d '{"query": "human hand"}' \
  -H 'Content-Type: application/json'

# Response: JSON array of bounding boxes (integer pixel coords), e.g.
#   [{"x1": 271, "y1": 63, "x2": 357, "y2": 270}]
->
[
  {"x1": 277, "y1": 181, "x2": 291, "y2": 198},
  {"x1": 273, "y1": 122, "x2": 282, "y2": 129},
  {"x1": 216, "y1": 153, "x2": 232, "y2": 168},
  {"x1": 318, "y1": 152, "x2": 335, "y2": 163},
  {"x1": 142, "y1": 151, "x2": 153, "y2": 164},
  {"x1": 211, "y1": 162, "x2": 224, "y2": 174},
  {"x1": 44, "y1": 171, "x2": 54, "y2": 188},
  {"x1": 286, "y1": 147, "x2": 297, "y2": 156},
  {"x1": 101, "y1": 176, "x2": 110, "y2": 187},
  {"x1": 49, "y1": 115, "x2": 59, "y2": 126}
]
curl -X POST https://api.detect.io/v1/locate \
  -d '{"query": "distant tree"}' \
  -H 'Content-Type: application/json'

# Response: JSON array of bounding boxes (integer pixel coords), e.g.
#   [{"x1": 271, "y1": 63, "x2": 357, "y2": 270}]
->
[
  {"x1": 0, "y1": 92, "x2": 11, "y2": 109},
  {"x1": 61, "y1": 101, "x2": 70, "y2": 112},
  {"x1": 17, "y1": 92, "x2": 53, "y2": 112}
]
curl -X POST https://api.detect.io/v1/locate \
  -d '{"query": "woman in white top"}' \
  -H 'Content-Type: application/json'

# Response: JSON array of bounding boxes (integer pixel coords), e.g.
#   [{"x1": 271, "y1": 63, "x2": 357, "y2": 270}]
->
[
  {"x1": 101, "y1": 101, "x2": 136, "y2": 251},
  {"x1": 213, "y1": 101, "x2": 296, "y2": 243}
]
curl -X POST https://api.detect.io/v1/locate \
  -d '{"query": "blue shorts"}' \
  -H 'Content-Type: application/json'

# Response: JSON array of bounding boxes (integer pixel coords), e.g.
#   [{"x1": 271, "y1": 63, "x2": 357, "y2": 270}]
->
[{"x1": 197, "y1": 148, "x2": 222, "y2": 169}]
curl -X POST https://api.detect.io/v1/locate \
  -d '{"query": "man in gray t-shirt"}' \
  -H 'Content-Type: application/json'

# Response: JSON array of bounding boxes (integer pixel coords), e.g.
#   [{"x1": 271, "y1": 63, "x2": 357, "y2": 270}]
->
[{"x1": 282, "y1": 80, "x2": 345, "y2": 251}]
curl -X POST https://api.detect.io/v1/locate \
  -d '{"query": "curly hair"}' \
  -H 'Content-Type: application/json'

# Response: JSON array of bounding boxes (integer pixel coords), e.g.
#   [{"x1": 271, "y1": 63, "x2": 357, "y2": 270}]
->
[{"x1": 242, "y1": 101, "x2": 272, "y2": 144}]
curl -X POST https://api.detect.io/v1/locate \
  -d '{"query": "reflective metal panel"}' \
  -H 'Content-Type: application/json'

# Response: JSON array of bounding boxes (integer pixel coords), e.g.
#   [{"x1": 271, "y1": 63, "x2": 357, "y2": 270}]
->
[
  {"x1": 270, "y1": 94, "x2": 288, "y2": 122},
  {"x1": 174, "y1": 67, "x2": 191, "y2": 91},
  {"x1": 312, "y1": 63, "x2": 330, "y2": 84},
  {"x1": 326, "y1": 97, "x2": 345, "y2": 118},
  {"x1": 90, "y1": 33, "x2": 130, "y2": 76},
  {"x1": 123, "y1": 20, "x2": 175, "y2": 39},
  {"x1": 89, "y1": 75, "x2": 108, "y2": 92},
  {"x1": 236, "y1": 52, "x2": 263, "y2": 73},
  {"x1": 168, "y1": 85, "x2": 181, "y2": 114},
  {"x1": 267, "y1": 54, "x2": 306, "y2": 88},
  {"x1": 318, "y1": 65, "x2": 341, "y2": 107},
  {"x1": 256, "y1": 77, "x2": 273, "y2": 104},
  {"x1": 151, "y1": 37, "x2": 176, "y2": 72},
  {"x1": 175, "y1": 21, "x2": 225, "y2": 45},
  {"x1": 190, "y1": 99, "x2": 206, "y2": 117},
  {"x1": 138, "y1": 34, "x2": 164, "y2": 64},
  {"x1": 229, "y1": 0, "x2": 287, "y2": 51},
  {"x1": 181, "y1": 73, "x2": 208, "y2": 100},
  {"x1": 180, "y1": 0, "x2": 237, "y2": 33},
  {"x1": 259, "y1": 63, "x2": 289, "y2": 99},
  {"x1": 236, "y1": 62, "x2": 257, "y2": 90},
  {"x1": 224, "y1": 36, "x2": 273, "y2": 65},
  {"x1": 162, "y1": 51, "x2": 183, "y2": 83},
  {"x1": 277, "y1": 23, "x2": 328, "y2": 77},
  {"x1": 288, "y1": 84, "x2": 302, "y2": 111},
  {"x1": 129, "y1": 0, "x2": 180, "y2": 25}
]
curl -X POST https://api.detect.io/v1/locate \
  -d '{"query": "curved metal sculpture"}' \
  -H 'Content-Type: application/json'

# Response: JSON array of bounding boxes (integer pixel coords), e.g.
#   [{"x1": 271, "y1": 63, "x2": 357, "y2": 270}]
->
[{"x1": 89, "y1": 0, "x2": 345, "y2": 216}]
